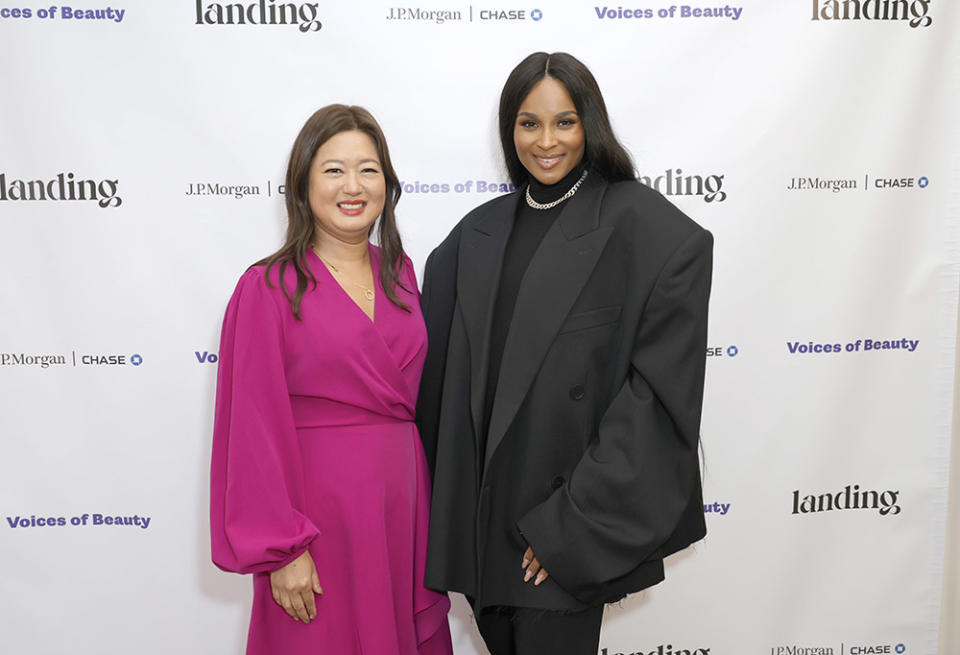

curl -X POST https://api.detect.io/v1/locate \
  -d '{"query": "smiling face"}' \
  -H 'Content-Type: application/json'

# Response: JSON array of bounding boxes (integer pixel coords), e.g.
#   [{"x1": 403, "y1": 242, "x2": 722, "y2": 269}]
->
[
  {"x1": 513, "y1": 76, "x2": 586, "y2": 185},
  {"x1": 307, "y1": 129, "x2": 386, "y2": 245}
]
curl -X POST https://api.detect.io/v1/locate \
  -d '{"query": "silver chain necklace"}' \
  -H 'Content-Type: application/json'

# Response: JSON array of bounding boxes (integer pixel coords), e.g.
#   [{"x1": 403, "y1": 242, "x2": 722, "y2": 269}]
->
[{"x1": 525, "y1": 170, "x2": 588, "y2": 210}]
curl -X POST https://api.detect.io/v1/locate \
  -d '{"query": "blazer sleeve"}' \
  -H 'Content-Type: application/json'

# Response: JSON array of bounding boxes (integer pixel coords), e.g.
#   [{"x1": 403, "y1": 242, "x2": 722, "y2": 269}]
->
[
  {"x1": 415, "y1": 230, "x2": 461, "y2": 478},
  {"x1": 209, "y1": 267, "x2": 320, "y2": 574},
  {"x1": 517, "y1": 228, "x2": 713, "y2": 602}
]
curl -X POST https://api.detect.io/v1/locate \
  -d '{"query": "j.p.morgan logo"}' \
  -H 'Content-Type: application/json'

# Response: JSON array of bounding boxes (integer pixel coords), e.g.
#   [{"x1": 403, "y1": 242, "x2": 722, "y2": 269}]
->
[
  {"x1": 385, "y1": 6, "x2": 543, "y2": 23},
  {"x1": 786, "y1": 174, "x2": 929, "y2": 193},
  {"x1": 770, "y1": 646, "x2": 835, "y2": 655},
  {"x1": 771, "y1": 644, "x2": 906, "y2": 655},
  {"x1": 185, "y1": 181, "x2": 276, "y2": 199},
  {"x1": 0, "y1": 172, "x2": 121, "y2": 208},
  {"x1": 195, "y1": 0, "x2": 322, "y2": 32},
  {"x1": 792, "y1": 484, "x2": 901, "y2": 516},
  {"x1": 1, "y1": 351, "x2": 144, "y2": 368},
  {"x1": 811, "y1": 0, "x2": 932, "y2": 28}
]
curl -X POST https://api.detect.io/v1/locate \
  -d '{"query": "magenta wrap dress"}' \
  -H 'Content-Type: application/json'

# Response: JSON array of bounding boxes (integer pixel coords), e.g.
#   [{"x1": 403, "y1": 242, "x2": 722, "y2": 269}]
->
[{"x1": 210, "y1": 244, "x2": 452, "y2": 655}]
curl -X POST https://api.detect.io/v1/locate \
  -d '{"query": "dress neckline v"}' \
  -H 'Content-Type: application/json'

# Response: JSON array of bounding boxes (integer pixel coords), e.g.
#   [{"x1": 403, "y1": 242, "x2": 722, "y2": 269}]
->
[{"x1": 308, "y1": 243, "x2": 379, "y2": 325}]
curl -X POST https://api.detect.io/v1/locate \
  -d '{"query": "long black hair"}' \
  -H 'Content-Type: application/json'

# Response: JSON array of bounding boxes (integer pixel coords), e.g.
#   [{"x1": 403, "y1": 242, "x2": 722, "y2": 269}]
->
[
  {"x1": 498, "y1": 52, "x2": 636, "y2": 187},
  {"x1": 256, "y1": 104, "x2": 408, "y2": 320}
]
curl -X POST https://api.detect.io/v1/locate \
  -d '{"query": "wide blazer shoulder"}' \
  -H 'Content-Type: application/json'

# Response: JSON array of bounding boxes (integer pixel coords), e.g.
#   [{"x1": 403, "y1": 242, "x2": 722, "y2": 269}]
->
[
  {"x1": 427, "y1": 178, "x2": 710, "y2": 271},
  {"x1": 446, "y1": 191, "x2": 517, "y2": 238},
  {"x1": 423, "y1": 191, "x2": 519, "y2": 271},
  {"x1": 460, "y1": 190, "x2": 518, "y2": 228},
  {"x1": 602, "y1": 179, "x2": 709, "y2": 242}
]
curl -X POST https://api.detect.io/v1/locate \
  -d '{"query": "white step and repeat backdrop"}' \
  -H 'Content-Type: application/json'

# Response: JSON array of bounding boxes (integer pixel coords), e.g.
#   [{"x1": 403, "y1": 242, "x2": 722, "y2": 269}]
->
[{"x1": 2, "y1": 2, "x2": 958, "y2": 654}]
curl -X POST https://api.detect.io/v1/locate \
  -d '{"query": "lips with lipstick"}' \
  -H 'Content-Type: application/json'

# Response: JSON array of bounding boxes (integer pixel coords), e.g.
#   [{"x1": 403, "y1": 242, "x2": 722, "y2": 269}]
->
[
  {"x1": 533, "y1": 154, "x2": 563, "y2": 170},
  {"x1": 338, "y1": 200, "x2": 366, "y2": 216}
]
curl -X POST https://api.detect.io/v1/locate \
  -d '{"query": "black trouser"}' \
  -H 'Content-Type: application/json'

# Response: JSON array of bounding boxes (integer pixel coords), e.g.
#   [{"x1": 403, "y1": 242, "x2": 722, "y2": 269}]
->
[{"x1": 475, "y1": 604, "x2": 604, "y2": 655}]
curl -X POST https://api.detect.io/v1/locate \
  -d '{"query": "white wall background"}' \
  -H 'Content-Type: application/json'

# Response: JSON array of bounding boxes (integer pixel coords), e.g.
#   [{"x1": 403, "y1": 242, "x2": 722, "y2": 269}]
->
[{"x1": 1, "y1": 2, "x2": 958, "y2": 653}]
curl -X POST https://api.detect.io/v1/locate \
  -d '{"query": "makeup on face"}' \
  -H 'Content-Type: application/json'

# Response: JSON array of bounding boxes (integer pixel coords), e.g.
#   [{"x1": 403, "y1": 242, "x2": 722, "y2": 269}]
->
[
  {"x1": 307, "y1": 130, "x2": 386, "y2": 244},
  {"x1": 513, "y1": 77, "x2": 586, "y2": 185}
]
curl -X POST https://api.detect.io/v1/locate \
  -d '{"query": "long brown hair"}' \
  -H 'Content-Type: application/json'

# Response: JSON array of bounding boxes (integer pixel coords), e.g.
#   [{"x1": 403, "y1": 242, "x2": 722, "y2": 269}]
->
[
  {"x1": 499, "y1": 52, "x2": 635, "y2": 187},
  {"x1": 257, "y1": 104, "x2": 408, "y2": 319}
]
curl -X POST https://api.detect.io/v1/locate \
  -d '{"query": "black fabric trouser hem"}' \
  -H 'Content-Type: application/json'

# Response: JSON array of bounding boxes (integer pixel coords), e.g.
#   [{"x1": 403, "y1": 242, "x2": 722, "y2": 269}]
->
[{"x1": 475, "y1": 603, "x2": 604, "y2": 655}]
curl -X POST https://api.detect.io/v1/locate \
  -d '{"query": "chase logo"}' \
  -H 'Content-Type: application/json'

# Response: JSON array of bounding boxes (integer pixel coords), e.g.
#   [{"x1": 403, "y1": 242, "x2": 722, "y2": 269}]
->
[
  {"x1": 706, "y1": 344, "x2": 739, "y2": 358},
  {"x1": 849, "y1": 643, "x2": 906, "y2": 654},
  {"x1": 79, "y1": 352, "x2": 143, "y2": 367},
  {"x1": 476, "y1": 7, "x2": 539, "y2": 21},
  {"x1": 873, "y1": 175, "x2": 928, "y2": 190}
]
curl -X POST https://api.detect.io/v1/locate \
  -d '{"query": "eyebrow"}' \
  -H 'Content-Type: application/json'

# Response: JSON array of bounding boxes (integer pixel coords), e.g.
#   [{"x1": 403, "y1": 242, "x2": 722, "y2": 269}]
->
[
  {"x1": 517, "y1": 110, "x2": 578, "y2": 119},
  {"x1": 319, "y1": 158, "x2": 381, "y2": 166}
]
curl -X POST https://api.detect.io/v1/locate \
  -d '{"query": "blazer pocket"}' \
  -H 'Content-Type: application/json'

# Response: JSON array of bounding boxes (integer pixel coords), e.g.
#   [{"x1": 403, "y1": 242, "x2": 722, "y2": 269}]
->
[{"x1": 558, "y1": 305, "x2": 622, "y2": 335}]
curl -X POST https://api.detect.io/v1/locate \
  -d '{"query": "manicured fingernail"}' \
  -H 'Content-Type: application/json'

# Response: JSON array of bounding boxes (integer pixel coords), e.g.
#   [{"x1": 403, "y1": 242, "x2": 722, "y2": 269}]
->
[
  {"x1": 521, "y1": 558, "x2": 530, "y2": 568},
  {"x1": 535, "y1": 571, "x2": 546, "y2": 586},
  {"x1": 524, "y1": 569, "x2": 533, "y2": 582}
]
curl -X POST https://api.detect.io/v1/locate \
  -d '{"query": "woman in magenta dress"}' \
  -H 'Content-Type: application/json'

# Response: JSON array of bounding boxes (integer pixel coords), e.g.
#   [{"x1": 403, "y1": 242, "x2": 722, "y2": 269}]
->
[{"x1": 209, "y1": 104, "x2": 452, "y2": 654}]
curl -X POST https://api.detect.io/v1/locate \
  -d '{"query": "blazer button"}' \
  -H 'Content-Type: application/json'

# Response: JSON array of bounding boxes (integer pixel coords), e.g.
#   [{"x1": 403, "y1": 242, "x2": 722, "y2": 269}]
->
[
  {"x1": 551, "y1": 476, "x2": 565, "y2": 490},
  {"x1": 569, "y1": 385, "x2": 586, "y2": 400}
]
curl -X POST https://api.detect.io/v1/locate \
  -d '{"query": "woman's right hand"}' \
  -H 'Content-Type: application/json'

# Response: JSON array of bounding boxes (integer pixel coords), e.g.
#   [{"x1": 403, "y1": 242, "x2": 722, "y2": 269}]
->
[{"x1": 269, "y1": 550, "x2": 323, "y2": 623}]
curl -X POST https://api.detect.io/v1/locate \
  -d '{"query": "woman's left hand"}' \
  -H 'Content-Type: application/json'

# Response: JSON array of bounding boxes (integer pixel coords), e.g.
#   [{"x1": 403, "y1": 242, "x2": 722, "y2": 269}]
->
[{"x1": 521, "y1": 546, "x2": 549, "y2": 585}]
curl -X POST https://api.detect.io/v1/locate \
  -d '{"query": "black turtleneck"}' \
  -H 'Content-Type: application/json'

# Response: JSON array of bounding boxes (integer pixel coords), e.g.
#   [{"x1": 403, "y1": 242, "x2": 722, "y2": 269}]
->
[{"x1": 481, "y1": 163, "x2": 587, "y2": 459}]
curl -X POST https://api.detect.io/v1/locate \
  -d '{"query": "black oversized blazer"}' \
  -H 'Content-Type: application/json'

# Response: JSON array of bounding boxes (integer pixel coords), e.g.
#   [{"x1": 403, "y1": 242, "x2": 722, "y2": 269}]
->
[{"x1": 416, "y1": 172, "x2": 713, "y2": 611}]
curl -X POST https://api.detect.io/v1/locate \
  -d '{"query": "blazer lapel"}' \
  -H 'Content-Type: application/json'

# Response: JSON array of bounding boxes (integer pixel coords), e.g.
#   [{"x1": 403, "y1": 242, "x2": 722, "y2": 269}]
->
[
  {"x1": 484, "y1": 174, "x2": 613, "y2": 471},
  {"x1": 457, "y1": 195, "x2": 517, "y2": 446}
]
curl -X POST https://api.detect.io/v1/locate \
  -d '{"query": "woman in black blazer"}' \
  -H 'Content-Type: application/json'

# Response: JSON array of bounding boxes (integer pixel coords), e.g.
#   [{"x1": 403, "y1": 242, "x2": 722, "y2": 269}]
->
[{"x1": 416, "y1": 52, "x2": 713, "y2": 655}]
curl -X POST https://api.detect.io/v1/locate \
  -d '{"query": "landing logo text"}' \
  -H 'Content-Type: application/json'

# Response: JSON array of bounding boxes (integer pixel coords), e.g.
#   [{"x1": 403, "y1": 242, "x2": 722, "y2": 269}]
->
[
  {"x1": 811, "y1": 0, "x2": 932, "y2": 28},
  {"x1": 195, "y1": 0, "x2": 322, "y2": 32}
]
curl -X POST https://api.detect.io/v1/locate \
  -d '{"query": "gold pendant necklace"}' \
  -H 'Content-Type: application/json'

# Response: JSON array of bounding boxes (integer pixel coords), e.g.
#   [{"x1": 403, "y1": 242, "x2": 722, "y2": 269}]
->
[{"x1": 317, "y1": 254, "x2": 375, "y2": 302}]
